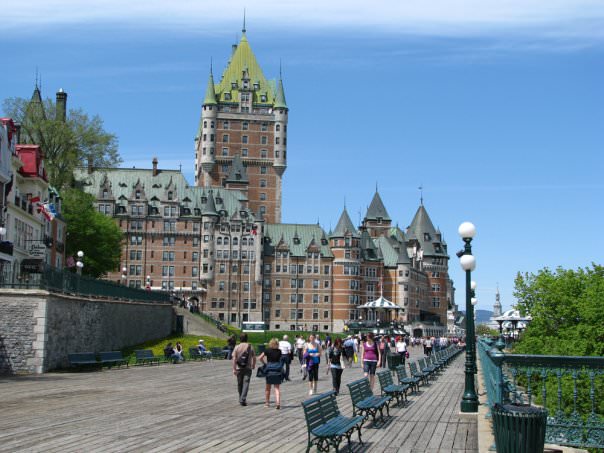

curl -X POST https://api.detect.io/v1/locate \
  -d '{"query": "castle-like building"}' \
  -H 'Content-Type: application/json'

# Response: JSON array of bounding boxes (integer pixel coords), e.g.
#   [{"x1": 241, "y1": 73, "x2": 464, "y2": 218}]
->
[{"x1": 76, "y1": 29, "x2": 453, "y2": 335}]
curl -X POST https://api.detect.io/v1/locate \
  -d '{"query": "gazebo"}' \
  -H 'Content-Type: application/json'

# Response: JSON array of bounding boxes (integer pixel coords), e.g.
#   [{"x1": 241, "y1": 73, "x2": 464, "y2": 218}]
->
[
  {"x1": 357, "y1": 296, "x2": 402, "y2": 323},
  {"x1": 493, "y1": 308, "x2": 532, "y2": 338}
]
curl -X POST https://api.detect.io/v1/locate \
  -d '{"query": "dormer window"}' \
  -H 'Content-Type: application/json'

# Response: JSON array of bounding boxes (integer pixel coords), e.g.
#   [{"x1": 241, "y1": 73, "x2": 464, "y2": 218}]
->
[
  {"x1": 424, "y1": 233, "x2": 431, "y2": 241},
  {"x1": 201, "y1": 196, "x2": 207, "y2": 203},
  {"x1": 377, "y1": 217, "x2": 382, "y2": 224},
  {"x1": 215, "y1": 197, "x2": 222, "y2": 204},
  {"x1": 260, "y1": 94, "x2": 267, "y2": 102},
  {"x1": 135, "y1": 190, "x2": 141, "y2": 200},
  {"x1": 102, "y1": 189, "x2": 108, "y2": 198},
  {"x1": 224, "y1": 93, "x2": 232, "y2": 101},
  {"x1": 253, "y1": 83, "x2": 260, "y2": 90},
  {"x1": 168, "y1": 191, "x2": 173, "y2": 201},
  {"x1": 231, "y1": 82, "x2": 237, "y2": 89},
  {"x1": 293, "y1": 237, "x2": 300, "y2": 245}
]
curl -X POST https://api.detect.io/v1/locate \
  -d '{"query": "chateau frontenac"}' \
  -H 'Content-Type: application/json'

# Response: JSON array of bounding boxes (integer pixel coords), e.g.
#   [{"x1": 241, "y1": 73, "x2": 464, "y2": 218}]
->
[{"x1": 76, "y1": 29, "x2": 453, "y2": 335}]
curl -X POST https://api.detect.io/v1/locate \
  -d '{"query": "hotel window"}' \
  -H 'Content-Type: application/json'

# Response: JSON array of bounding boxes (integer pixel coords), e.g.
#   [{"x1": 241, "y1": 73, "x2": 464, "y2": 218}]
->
[
  {"x1": 261, "y1": 122, "x2": 268, "y2": 131},
  {"x1": 261, "y1": 136, "x2": 267, "y2": 145},
  {"x1": 276, "y1": 124, "x2": 280, "y2": 132},
  {"x1": 260, "y1": 166, "x2": 267, "y2": 174},
  {"x1": 275, "y1": 137, "x2": 280, "y2": 145},
  {"x1": 242, "y1": 135, "x2": 248, "y2": 144},
  {"x1": 222, "y1": 147, "x2": 228, "y2": 156},
  {"x1": 223, "y1": 121, "x2": 229, "y2": 129},
  {"x1": 242, "y1": 148, "x2": 248, "y2": 156},
  {"x1": 260, "y1": 179, "x2": 267, "y2": 187},
  {"x1": 260, "y1": 94, "x2": 267, "y2": 102},
  {"x1": 242, "y1": 122, "x2": 249, "y2": 130},
  {"x1": 224, "y1": 93, "x2": 231, "y2": 101},
  {"x1": 260, "y1": 193, "x2": 266, "y2": 201},
  {"x1": 260, "y1": 149, "x2": 268, "y2": 158},
  {"x1": 223, "y1": 134, "x2": 229, "y2": 143}
]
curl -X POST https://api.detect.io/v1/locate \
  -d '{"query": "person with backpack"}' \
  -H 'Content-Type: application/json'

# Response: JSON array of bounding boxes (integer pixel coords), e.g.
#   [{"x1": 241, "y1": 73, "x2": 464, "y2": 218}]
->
[
  {"x1": 232, "y1": 333, "x2": 256, "y2": 406},
  {"x1": 361, "y1": 332, "x2": 381, "y2": 391},
  {"x1": 327, "y1": 338, "x2": 345, "y2": 395}
]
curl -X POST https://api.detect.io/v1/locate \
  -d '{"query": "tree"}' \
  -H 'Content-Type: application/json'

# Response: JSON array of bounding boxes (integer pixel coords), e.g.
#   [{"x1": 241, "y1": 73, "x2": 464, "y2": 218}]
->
[
  {"x1": 62, "y1": 189, "x2": 123, "y2": 278},
  {"x1": 2, "y1": 96, "x2": 120, "y2": 189},
  {"x1": 476, "y1": 324, "x2": 498, "y2": 337},
  {"x1": 513, "y1": 264, "x2": 604, "y2": 356}
]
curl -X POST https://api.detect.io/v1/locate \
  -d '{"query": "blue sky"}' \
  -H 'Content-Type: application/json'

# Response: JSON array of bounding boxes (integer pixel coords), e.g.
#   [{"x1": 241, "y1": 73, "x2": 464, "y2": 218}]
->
[{"x1": 2, "y1": 1, "x2": 603, "y2": 313}]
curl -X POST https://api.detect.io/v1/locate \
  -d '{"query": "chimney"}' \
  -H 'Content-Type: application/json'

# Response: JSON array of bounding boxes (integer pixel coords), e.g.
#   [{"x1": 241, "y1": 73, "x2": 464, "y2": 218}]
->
[
  {"x1": 56, "y1": 88, "x2": 67, "y2": 122},
  {"x1": 152, "y1": 157, "x2": 158, "y2": 176},
  {"x1": 87, "y1": 156, "x2": 93, "y2": 174},
  {"x1": 14, "y1": 122, "x2": 21, "y2": 144}
]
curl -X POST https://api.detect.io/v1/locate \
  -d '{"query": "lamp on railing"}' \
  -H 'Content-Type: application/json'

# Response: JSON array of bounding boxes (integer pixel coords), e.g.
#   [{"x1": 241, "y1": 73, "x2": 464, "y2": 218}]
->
[
  {"x1": 146, "y1": 275, "x2": 151, "y2": 291},
  {"x1": 76, "y1": 251, "x2": 84, "y2": 276},
  {"x1": 458, "y1": 221, "x2": 479, "y2": 413},
  {"x1": 0, "y1": 225, "x2": 6, "y2": 236},
  {"x1": 121, "y1": 266, "x2": 127, "y2": 285}
]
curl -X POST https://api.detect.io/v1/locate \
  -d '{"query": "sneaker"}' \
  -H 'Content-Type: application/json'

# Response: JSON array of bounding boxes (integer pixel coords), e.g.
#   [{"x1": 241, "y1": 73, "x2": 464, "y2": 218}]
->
[{"x1": 240, "y1": 401, "x2": 247, "y2": 406}]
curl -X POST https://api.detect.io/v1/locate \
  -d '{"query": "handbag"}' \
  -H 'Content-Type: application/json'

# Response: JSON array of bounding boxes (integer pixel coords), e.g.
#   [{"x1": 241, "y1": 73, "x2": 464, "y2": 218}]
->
[{"x1": 256, "y1": 364, "x2": 267, "y2": 378}]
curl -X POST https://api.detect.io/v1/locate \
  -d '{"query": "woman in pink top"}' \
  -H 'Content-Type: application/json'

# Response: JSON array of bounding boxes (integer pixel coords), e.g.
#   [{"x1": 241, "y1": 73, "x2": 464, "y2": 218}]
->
[{"x1": 361, "y1": 332, "x2": 381, "y2": 390}]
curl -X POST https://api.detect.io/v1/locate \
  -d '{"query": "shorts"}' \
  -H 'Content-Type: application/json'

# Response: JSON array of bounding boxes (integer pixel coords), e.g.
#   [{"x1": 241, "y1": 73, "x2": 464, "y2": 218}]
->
[
  {"x1": 363, "y1": 360, "x2": 377, "y2": 375},
  {"x1": 308, "y1": 365, "x2": 319, "y2": 382}
]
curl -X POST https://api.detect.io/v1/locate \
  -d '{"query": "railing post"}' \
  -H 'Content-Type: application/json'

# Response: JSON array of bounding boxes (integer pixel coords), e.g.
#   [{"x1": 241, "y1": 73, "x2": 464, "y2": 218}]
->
[{"x1": 489, "y1": 346, "x2": 505, "y2": 406}]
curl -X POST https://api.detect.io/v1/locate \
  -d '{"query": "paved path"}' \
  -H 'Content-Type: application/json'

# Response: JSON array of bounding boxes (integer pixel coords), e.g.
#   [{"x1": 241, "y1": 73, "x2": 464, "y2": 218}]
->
[{"x1": 0, "y1": 348, "x2": 477, "y2": 452}]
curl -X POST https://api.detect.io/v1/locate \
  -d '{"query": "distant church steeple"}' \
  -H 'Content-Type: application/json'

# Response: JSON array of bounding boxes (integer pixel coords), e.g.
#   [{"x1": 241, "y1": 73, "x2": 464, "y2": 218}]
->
[{"x1": 493, "y1": 285, "x2": 502, "y2": 317}]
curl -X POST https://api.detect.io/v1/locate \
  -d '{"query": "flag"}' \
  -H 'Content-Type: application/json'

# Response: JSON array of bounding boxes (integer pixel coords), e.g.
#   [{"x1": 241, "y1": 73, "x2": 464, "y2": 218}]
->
[
  {"x1": 30, "y1": 196, "x2": 40, "y2": 204},
  {"x1": 36, "y1": 202, "x2": 56, "y2": 221},
  {"x1": 251, "y1": 224, "x2": 257, "y2": 235}
]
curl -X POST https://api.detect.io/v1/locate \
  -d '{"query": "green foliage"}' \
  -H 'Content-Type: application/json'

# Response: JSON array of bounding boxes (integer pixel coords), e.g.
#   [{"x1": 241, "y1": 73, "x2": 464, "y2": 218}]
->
[
  {"x1": 122, "y1": 334, "x2": 227, "y2": 363},
  {"x1": 476, "y1": 324, "x2": 499, "y2": 336},
  {"x1": 514, "y1": 264, "x2": 604, "y2": 356},
  {"x1": 2, "y1": 96, "x2": 120, "y2": 189},
  {"x1": 62, "y1": 188, "x2": 122, "y2": 278}
]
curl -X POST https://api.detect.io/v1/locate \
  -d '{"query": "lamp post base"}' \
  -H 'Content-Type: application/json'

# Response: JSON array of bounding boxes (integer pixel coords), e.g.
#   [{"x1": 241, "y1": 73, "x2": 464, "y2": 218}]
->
[{"x1": 460, "y1": 397, "x2": 479, "y2": 413}]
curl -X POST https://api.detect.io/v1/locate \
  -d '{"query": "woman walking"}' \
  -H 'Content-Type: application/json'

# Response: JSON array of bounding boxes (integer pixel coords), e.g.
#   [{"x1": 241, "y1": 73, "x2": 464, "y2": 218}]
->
[
  {"x1": 303, "y1": 334, "x2": 322, "y2": 395},
  {"x1": 361, "y1": 332, "x2": 381, "y2": 390},
  {"x1": 379, "y1": 336, "x2": 389, "y2": 369},
  {"x1": 395, "y1": 336, "x2": 407, "y2": 365},
  {"x1": 327, "y1": 338, "x2": 345, "y2": 395},
  {"x1": 257, "y1": 338, "x2": 283, "y2": 409}
]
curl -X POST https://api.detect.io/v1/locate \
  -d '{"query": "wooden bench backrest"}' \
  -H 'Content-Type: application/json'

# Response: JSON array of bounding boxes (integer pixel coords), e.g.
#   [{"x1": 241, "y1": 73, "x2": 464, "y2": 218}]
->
[
  {"x1": 99, "y1": 351, "x2": 123, "y2": 361},
  {"x1": 418, "y1": 358, "x2": 426, "y2": 368},
  {"x1": 135, "y1": 349, "x2": 155, "y2": 359},
  {"x1": 409, "y1": 361, "x2": 419, "y2": 374},
  {"x1": 395, "y1": 365, "x2": 409, "y2": 380},
  {"x1": 189, "y1": 347, "x2": 201, "y2": 355},
  {"x1": 302, "y1": 391, "x2": 339, "y2": 431},
  {"x1": 348, "y1": 378, "x2": 373, "y2": 404},
  {"x1": 210, "y1": 347, "x2": 222, "y2": 354},
  {"x1": 68, "y1": 352, "x2": 96, "y2": 362},
  {"x1": 377, "y1": 370, "x2": 393, "y2": 388}
]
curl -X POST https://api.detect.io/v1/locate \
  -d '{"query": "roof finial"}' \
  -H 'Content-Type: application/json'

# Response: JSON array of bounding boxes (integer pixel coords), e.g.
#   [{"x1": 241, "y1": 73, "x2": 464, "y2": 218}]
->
[
  {"x1": 242, "y1": 8, "x2": 246, "y2": 34},
  {"x1": 210, "y1": 57, "x2": 213, "y2": 75},
  {"x1": 375, "y1": 181, "x2": 378, "y2": 193},
  {"x1": 343, "y1": 196, "x2": 346, "y2": 209},
  {"x1": 35, "y1": 67, "x2": 39, "y2": 88},
  {"x1": 418, "y1": 184, "x2": 424, "y2": 205},
  {"x1": 279, "y1": 59, "x2": 283, "y2": 79}
]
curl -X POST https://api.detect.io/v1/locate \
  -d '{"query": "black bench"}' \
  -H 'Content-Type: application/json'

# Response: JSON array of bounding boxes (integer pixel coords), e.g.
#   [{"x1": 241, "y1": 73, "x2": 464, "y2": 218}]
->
[
  {"x1": 418, "y1": 357, "x2": 438, "y2": 378},
  {"x1": 135, "y1": 349, "x2": 161, "y2": 366},
  {"x1": 99, "y1": 351, "x2": 129, "y2": 368},
  {"x1": 210, "y1": 347, "x2": 228, "y2": 359},
  {"x1": 189, "y1": 347, "x2": 212, "y2": 360},
  {"x1": 68, "y1": 352, "x2": 99, "y2": 370},
  {"x1": 409, "y1": 361, "x2": 430, "y2": 386},
  {"x1": 377, "y1": 370, "x2": 408, "y2": 406},
  {"x1": 302, "y1": 390, "x2": 364, "y2": 453},
  {"x1": 347, "y1": 378, "x2": 391, "y2": 426},
  {"x1": 395, "y1": 365, "x2": 420, "y2": 393}
]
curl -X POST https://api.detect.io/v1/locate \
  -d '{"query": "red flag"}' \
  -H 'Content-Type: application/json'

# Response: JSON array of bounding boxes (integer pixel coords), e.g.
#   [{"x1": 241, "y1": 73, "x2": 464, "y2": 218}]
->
[
  {"x1": 251, "y1": 225, "x2": 257, "y2": 235},
  {"x1": 30, "y1": 196, "x2": 40, "y2": 203}
]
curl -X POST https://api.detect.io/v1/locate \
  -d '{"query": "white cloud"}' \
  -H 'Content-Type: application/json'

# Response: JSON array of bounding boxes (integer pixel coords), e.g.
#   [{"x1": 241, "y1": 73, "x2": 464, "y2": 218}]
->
[{"x1": 5, "y1": 0, "x2": 604, "y2": 40}]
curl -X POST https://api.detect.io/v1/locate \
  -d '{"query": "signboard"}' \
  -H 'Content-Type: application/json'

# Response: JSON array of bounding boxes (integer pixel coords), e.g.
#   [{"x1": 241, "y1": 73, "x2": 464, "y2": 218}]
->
[
  {"x1": 28, "y1": 243, "x2": 46, "y2": 258},
  {"x1": 21, "y1": 259, "x2": 44, "y2": 274}
]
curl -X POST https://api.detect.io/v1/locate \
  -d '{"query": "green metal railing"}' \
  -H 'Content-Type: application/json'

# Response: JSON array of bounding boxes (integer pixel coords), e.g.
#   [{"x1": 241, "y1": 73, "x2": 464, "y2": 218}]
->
[
  {"x1": 0, "y1": 265, "x2": 171, "y2": 304},
  {"x1": 478, "y1": 337, "x2": 604, "y2": 449}
]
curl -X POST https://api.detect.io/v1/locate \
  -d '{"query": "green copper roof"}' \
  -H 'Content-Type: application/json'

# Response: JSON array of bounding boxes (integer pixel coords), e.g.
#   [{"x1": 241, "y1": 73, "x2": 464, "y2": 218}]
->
[
  {"x1": 406, "y1": 204, "x2": 447, "y2": 257},
  {"x1": 274, "y1": 78, "x2": 287, "y2": 109},
  {"x1": 331, "y1": 208, "x2": 359, "y2": 238},
  {"x1": 203, "y1": 71, "x2": 217, "y2": 105},
  {"x1": 360, "y1": 229, "x2": 379, "y2": 261},
  {"x1": 225, "y1": 155, "x2": 248, "y2": 184},
  {"x1": 264, "y1": 224, "x2": 333, "y2": 258},
  {"x1": 365, "y1": 191, "x2": 391, "y2": 221},
  {"x1": 216, "y1": 33, "x2": 275, "y2": 105},
  {"x1": 73, "y1": 166, "x2": 253, "y2": 221}
]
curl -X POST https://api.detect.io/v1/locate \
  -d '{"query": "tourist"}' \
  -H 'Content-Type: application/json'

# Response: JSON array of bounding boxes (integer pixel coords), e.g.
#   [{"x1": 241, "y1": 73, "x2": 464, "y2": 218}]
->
[
  {"x1": 304, "y1": 334, "x2": 322, "y2": 395},
  {"x1": 343, "y1": 336, "x2": 355, "y2": 367},
  {"x1": 296, "y1": 335, "x2": 307, "y2": 379},
  {"x1": 426, "y1": 337, "x2": 434, "y2": 356},
  {"x1": 232, "y1": 333, "x2": 256, "y2": 406},
  {"x1": 226, "y1": 335, "x2": 236, "y2": 360},
  {"x1": 197, "y1": 339, "x2": 212, "y2": 359},
  {"x1": 327, "y1": 337, "x2": 345, "y2": 395},
  {"x1": 258, "y1": 338, "x2": 283, "y2": 409},
  {"x1": 379, "y1": 336, "x2": 390, "y2": 368},
  {"x1": 278, "y1": 335, "x2": 292, "y2": 381},
  {"x1": 172, "y1": 342, "x2": 185, "y2": 362},
  {"x1": 395, "y1": 336, "x2": 407, "y2": 365},
  {"x1": 361, "y1": 332, "x2": 380, "y2": 390},
  {"x1": 163, "y1": 342, "x2": 174, "y2": 360}
]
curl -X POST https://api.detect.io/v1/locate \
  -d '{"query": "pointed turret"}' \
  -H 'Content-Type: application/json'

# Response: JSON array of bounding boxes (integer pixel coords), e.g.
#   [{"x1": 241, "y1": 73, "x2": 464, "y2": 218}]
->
[
  {"x1": 274, "y1": 78, "x2": 287, "y2": 109},
  {"x1": 407, "y1": 204, "x2": 446, "y2": 257},
  {"x1": 203, "y1": 69, "x2": 217, "y2": 106},
  {"x1": 201, "y1": 189, "x2": 219, "y2": 217},
  {"x1": 365, "y1": 190, "x2": 390, "y2": 221},
  {"x1": 225, "y1": 155, "x2": 249, "y2": 184},
  {"x1": 331, "y1": 208, "x2": 359, "y2": 238}
]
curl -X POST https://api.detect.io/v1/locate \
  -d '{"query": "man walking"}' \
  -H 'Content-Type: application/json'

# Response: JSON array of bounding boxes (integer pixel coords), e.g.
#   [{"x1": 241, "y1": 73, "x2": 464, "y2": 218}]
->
[
  {"x1": 232, "y1": 333, "x2": 256, "y2": 406},
  {"x1": 278, "y1": 335, "x2": 292, "y2": 381}
]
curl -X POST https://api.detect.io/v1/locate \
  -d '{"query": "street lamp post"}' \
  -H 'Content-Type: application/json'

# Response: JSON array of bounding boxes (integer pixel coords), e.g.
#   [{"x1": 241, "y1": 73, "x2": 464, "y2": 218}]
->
[
  {"x1": 458, "y1": 221, "x2": 479, "y2": 413},
  {"x1": 76, "y1": 251, "x2": 84, "y2": 276},
  {"x1": 121, "y1": 266, "x2": 127, "y2": 285}
]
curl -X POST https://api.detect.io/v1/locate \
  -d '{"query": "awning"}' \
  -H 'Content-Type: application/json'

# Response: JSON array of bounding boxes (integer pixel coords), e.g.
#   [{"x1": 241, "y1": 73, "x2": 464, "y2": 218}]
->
[{"x1": 358, "y1": 296, "x2": 401, "y2": 310}]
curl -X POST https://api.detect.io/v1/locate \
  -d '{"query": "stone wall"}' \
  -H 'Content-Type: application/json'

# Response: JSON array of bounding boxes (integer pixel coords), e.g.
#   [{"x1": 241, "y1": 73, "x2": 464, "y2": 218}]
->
[{"x1": 0, "y1": 290, "x2": 174, "y2": 374}]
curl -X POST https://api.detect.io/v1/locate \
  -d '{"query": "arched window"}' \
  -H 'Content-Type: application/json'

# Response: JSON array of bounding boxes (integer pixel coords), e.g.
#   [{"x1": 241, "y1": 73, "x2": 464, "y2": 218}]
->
[
  {"x1": 276, "y1": 124, "x2": 280, "y2": 132},
  {"x1": 233, "y1": 237, "x2": 238, "y2": 246},
  {"x1": 203, "y1": 121, "x2": 207, "y2": 128},
  {"x1": 168, "y1": 191, "x2": 173, "y2": 200},
  {"x1": 217, "y1": 237, "x2": 222, "y2": 245},
  {"x1": 224, "y1": 237, "x2": 230, "y2": 245}
]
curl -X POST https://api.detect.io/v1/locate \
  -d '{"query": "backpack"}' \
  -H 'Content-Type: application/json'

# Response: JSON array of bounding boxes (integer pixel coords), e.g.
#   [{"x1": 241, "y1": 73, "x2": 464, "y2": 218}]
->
[{"x1": 237, "y1": 345, "x2": 251, "y2": 368}]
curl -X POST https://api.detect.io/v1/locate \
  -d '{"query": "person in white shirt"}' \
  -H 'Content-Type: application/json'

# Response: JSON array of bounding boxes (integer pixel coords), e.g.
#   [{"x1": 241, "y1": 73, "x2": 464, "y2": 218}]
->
[
  {"x1": 278, "y1": 335, "x2": 293, "y2": 381},
  {"x1": 395, "y1": 336, "x2": 407, "y2": 365}
]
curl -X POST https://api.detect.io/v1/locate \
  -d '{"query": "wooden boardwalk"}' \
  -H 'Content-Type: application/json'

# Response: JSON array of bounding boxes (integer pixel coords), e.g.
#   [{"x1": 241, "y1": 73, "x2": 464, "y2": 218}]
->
[{"x1": 0, "y1": 348, "x2": 477, "y2": 452}]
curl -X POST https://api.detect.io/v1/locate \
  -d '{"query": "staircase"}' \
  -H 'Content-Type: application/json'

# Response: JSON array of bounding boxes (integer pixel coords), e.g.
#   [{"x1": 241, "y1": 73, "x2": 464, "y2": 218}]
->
[{"x1": 173, "y1": 307, "x2": 229, "y2": 339}]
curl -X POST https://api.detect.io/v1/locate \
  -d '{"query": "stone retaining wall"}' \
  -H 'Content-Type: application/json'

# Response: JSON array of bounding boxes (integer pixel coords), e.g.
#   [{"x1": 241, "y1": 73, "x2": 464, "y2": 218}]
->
[{"x1": 0, "y1": 290, "x2": 173, "y2": 374}]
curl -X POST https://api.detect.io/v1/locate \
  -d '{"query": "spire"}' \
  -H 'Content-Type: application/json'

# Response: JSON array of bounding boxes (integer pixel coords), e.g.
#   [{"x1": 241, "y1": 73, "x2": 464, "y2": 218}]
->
[
  {"x1": 418, "y1": 184, "x2": 424, "y2": 205},
  {"x1": 331, "y1": 207, "x2": 359, "y2": 238},
  {"x1": 203, "y1": 65, "x2": 217, "y2": 106},
  {"x1": 201, "y1": 189, "x2": 219, "y2": 217},
  {"x1": 274, "y1": 71, "x2": 287, "y2": 109},
  {"x1": 365, "y1": 190, "x2": 391, "y2": 221},
  {"x1": 242, "y1": 8, "x2": 246, "y2": 34},
  {"x1": 225, "y1": 155, "x2": 249, "y2": 184}
]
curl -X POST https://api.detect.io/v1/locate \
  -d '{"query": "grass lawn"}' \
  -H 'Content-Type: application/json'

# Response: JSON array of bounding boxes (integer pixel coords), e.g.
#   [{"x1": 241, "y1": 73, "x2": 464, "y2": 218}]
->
[{"x1": 121, "y1": 334, "x2": 229, "y2": 364}]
